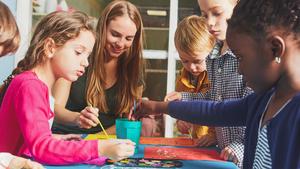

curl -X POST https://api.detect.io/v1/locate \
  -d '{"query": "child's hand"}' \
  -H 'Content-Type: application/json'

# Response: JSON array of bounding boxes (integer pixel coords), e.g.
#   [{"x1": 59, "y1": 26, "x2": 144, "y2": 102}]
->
[
  {"x1": 164, "y1": 92, "x2": 182, "y2": 102},
  {"x1": 128, "y1": 99, "x2": 169, "y2": 121},
  {"x1": 176, "y1": 120, "x2": 192, "y2": 134},
  {"x1": 97, "y1": 139, "x2": 135, "y2": 161},
  {"x1": 195, "y1": 135, "x2": 217, "y2": 147},
  {"x1": 52, "y1": 134, "x2": 82, "y2": 141},
  {"x1": 220, "y1": 147, "x2": 238, "y2": 164},
  {"x1": 76, "y1": 106, "x2": 99, "y2": 129},
  {"x1": 9, "y1": 157, "x2": 45, "y2": 169}
]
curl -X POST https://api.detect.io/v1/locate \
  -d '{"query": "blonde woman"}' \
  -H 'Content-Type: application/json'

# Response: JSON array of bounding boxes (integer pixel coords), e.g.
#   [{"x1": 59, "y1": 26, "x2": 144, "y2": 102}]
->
[{"x1": 52, "y1": 0, "x2": 153, "y2": 135}]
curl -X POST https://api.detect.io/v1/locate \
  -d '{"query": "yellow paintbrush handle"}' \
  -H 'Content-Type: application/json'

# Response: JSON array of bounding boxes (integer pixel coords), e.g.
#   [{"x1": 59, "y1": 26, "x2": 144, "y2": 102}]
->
[
  {"x1": 90, "y1": 104, "x2": 109, "y2": 139},
  {"x1": 98, "y1": 118, "x2": 109, "y2": 139}
]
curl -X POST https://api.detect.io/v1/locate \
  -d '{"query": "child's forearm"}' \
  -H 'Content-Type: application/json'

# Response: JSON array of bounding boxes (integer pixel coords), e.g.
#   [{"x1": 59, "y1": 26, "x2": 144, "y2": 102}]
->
[{"x1": 156, "y1": 102, "x2": 170, "y2": 115}]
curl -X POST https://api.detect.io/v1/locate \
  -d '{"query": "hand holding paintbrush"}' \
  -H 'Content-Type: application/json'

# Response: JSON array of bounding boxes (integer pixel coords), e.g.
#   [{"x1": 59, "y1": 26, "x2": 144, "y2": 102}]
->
[{"x1": 75, "y1": 105, "x2": 99, "y2": 129}]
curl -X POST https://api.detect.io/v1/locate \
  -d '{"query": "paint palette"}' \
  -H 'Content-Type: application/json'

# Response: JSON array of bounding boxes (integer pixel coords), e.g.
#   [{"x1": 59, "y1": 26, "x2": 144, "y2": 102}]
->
[{"x1": 105, "y1": 158, "x2": 183, "y2": 168}]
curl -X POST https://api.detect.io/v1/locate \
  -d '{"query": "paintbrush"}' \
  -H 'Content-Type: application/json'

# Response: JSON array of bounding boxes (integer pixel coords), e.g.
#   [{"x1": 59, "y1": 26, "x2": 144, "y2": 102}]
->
[
  {"x1": 188, "y1": 128, "x2": 194, "y2": 144},
  {"x1": 90, "y1": 104, "x2": 109, "y2": 139},
  {"x1": 132, "y1": 101, "x2": 136, "y2": 121},
  {"x1": 110, "y1": 138, "x2": 137, "y2": 149}
]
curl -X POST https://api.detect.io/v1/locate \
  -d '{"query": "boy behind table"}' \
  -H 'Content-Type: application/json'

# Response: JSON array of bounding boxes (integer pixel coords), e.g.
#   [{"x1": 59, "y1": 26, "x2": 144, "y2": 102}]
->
[
  {"x1": 169, "y1": 15, "x2": 217, "y2": 147},
  {"x1": 164, "y1": 0, "x2": 253, "y2": 168}
]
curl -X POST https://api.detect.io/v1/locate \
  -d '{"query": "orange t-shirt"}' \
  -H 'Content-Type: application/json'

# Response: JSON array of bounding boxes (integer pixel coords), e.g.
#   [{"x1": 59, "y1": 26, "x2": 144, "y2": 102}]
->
[{"x1": 175, "y1": 68, "x2": 216, "y2": 140}]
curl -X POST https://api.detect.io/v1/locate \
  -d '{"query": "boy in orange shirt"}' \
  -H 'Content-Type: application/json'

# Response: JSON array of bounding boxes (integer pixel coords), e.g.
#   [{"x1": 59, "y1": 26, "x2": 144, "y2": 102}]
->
[{"x1": 165, "y1": 15, "x2": 217, "y2": 147}]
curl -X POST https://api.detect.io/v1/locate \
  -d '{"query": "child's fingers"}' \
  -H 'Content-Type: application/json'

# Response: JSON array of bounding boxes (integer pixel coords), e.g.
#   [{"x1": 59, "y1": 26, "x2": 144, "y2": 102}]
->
[
  {"x1": 220, "y1": 147, "x2": 236, "y2": 162},
  {"x1": 165, "y1": 92, "x2": 181, "y2": 101},
  {"x1": 177, "y1": 121, "x2": 190, "y2": 134},
  {"x1": 177, "y1": 124, "x2": 189, "y2": 134},
  {"x1": 110, "y1": 143, "x2": 135, "y2": 161},
  {"x1": 233, "y1": 156, "x2": 238, "y2": 164},
  {"x1": 196, "y1": 135, "x2": 217, "y2": 147},
  {"x1": 183, "y1": 121, "x2": 192, "y2": 129},
  {"x1": 128, "y1": 105, "x2": 135, "y2": 121},
  {"x1": 117, "y1": 139, "x2": 136, "y2": 146},
  {"x1": 164, "y1": 92, "x2": 174, "y2": 101},
  {"x1": 67, "y1": 134, "x2": 82, "y2": 141}
]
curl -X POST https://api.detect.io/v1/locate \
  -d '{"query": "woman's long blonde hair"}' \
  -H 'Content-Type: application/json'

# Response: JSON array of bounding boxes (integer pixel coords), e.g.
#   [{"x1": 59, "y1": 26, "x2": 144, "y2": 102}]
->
[{"x1": 86, "y1": 0, "x2": 145, "y2": 114}]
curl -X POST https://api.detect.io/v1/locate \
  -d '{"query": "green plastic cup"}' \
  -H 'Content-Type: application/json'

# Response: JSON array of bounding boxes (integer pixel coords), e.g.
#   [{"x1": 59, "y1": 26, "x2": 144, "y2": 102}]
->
[{"x1": 116, "y1": 119, "x2": 142, "y2": 153}]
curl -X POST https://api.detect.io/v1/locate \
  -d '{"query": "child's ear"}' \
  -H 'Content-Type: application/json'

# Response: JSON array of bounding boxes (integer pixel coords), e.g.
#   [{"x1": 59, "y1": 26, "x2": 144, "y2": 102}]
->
[
  {"x1": 44, "y1": 38, "x2": 56, "y2": 58},
  {"x1": 270, "y1": 36, "x2": 285, "y2": 59}
]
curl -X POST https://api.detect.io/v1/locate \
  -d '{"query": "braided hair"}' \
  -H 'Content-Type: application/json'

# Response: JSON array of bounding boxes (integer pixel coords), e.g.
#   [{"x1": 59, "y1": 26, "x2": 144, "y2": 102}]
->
[{"x1": 227, "y1": 0, "x2": 300, "y2": 44}]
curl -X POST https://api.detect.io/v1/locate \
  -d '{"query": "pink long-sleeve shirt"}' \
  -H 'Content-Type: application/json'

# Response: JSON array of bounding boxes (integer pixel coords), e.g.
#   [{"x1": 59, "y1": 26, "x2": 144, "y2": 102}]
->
[{"x1": 0, "y1": 71, "x2": 98, "y2": 165}]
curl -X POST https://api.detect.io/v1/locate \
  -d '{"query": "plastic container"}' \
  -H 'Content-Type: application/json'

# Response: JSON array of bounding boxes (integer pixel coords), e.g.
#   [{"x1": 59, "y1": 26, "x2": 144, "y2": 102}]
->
[{"x1": 116, "y1": 119, "x2": 142, "y2": 154}]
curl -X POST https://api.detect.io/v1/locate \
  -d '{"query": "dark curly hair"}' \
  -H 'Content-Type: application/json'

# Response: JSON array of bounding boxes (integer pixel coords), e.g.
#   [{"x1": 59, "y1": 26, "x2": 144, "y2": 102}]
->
[{"x1": 227, "y1": 0, "x2": 300, "y2": 44}]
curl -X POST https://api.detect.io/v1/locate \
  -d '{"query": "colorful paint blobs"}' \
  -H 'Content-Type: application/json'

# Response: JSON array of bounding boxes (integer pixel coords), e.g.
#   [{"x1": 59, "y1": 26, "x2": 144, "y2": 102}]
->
[
  {"x1": 144, "y1": 147, "x2": 226, "y2": 162},
  {"x1": 107, "y1": 160, "x2": 118, "y2": 163},
  {"x1": 120, "y1": 159, "x2": 130, "y2": 163},
  {"x1": 139, "y1": 137, "x2": 196, "y2": 147},
  {"x1": 105, "y1": 158, "x2": 183, "y2": 168}
]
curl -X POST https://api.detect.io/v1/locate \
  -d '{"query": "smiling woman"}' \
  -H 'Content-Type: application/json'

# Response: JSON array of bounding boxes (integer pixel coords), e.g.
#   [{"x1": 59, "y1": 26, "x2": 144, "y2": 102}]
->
[
  {"x1": 51, "y1": 0, "x2": 155, "y2": 136},
  {"x1": 105, "y1": 15, "x2": 137, "y2": 59}
]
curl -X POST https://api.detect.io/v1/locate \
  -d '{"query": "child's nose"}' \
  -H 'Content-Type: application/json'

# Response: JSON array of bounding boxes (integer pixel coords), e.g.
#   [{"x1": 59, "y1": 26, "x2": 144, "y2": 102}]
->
[
  {"x1": 81, "y1": 57, "x2": 89, "y2": 67},
  {"x1": 190, "y1": 64, "x2": 196, "y2": 71},
  {"x1": 206, "y1": 16, "x2": 214, "y2": 27}
]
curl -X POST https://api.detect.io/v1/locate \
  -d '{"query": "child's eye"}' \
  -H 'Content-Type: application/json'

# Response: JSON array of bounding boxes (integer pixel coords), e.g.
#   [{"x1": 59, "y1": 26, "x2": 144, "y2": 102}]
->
[
  {"x1": 75, "y1": 51, "x2": 82, "y2": 55},
  {"x1": 203, "y1": 15, "x2": 208, "y2": 18},
  {"x1": 213, "y1": 12, "x2": 222, "y2": 16},
  {"x1": 126, "y1": 38, "x2": 133, "y2": 41},
  {"x1": 195, "y1": 60, "x2": 203, "y2": 64}
]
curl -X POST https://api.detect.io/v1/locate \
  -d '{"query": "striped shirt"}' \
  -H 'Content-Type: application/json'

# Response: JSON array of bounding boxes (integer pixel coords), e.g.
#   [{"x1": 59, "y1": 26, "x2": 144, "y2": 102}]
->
[
  {"x1": 253, "y1": 93, "x2": 291, "y2": 169},
  {"x1": 181, "y1": 41, "x2": 253, "y2": 168},
  {"x1": 253, "y1": 126, "x2": 272, "y2": 169}
]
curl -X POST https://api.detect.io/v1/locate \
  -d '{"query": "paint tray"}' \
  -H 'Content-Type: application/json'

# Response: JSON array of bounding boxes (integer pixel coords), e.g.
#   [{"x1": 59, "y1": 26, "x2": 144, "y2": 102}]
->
[{"x1": 105, "y1": 158, "x2": 183, "y2": 168}]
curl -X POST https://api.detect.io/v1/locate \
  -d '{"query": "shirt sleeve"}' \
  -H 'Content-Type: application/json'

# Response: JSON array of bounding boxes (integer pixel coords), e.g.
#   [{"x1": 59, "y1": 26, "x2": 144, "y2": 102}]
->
[
  {"x1": 15, "y1": 80, "x2": 98, "y2": 165},
  {"x1": 181, "y1": 90, "x2": 211, "y2": 101},
  {"x1": 169, "y1": 98, "x2": 249, "y2": 127},
  {"x1": 0, "y1": 153, "x2": 15, "y2": 168},
  {"x1": 226, "y1": 127, "x2": 245, "y2": 169}
]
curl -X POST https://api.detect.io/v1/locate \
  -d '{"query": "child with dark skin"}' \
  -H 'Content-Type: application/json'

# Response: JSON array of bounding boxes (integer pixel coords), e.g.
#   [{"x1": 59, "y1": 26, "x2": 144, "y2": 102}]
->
[
  {"x1": 164, "y1": 0, "x2": 251, "y2": 167},
  {"x1": 128, "y1": 0, "x2": 300, "y2": 168}
]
